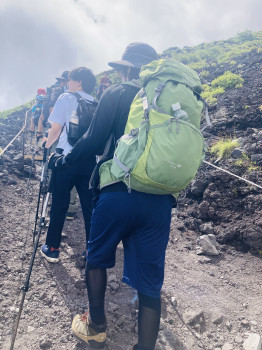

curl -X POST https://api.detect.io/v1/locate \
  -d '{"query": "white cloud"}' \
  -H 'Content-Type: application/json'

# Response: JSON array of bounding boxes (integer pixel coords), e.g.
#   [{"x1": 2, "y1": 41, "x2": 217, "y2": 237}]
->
[{"x1": 0, "y1": 0, "x2": 261, "y2": 111}]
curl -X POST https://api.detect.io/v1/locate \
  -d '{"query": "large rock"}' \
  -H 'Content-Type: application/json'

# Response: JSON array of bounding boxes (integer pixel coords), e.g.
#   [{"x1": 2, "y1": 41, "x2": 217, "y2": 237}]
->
[
  {"x1": 251, "y1": 154, "x2": 262, "y2": 163},
  {"x1": 191, "y1": 179, "x2": 208, "y2": 197},
  {"x1": 196, "y1": 234, "x2": 220, "y2": 256},
  {"x1": 231, "y1": 148, "x2": 244, "y2": 159},
  {"x1": 13, "y1": 153, "x2": 24, "y2": 171},
  {"x1": 243, "y1": 333, "x2": 262, "y2": 350},
  {"x1": 199, "y1": 222, "x2": 214, "y2": 234},
  {"x1": 23, "y1": 165, "x2": 36, "y2": 178},
  {"x1": 183, "y1": 309, "x2": 205, "y2": 333},
  {"x1": 199, "y1": 201, "x2": 210, "y2": 219}
]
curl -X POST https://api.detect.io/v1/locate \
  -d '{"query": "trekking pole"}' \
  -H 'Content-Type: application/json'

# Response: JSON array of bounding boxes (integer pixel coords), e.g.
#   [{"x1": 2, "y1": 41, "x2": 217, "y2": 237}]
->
[
  {"x1": 24, "y1": 128, "x2": 39, "y2": 195},
  {"x1": 32, "y1": 146, "x2": 50, "y2": 243},
  {"x1": 9, "y1": 168, "x2": 53, "y2": 350},
  {"x1": 22, "y1": 108, "x2": 31, "y2": 172}
]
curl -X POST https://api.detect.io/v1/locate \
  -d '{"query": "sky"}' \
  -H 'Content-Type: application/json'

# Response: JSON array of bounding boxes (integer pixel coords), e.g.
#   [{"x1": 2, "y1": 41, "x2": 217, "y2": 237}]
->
[{"x1": 0, "y1": 0, "x2": 261, "y2": 112}]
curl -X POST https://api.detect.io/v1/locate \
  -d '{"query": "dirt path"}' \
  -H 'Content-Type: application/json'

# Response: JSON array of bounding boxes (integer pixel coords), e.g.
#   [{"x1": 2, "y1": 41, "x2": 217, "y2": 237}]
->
[{"x1": 1, "y1": 172, "x2": 262, "y2": 350}]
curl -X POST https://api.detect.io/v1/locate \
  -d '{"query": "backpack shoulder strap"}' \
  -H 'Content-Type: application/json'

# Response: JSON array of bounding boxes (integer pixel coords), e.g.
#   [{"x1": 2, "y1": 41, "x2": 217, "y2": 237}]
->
[
  {"x1": 121, "y1": 80, "x2": 141, "y2": 90},
  {"x1": 63, "y1": 92, "x2": 80, "y2": 135},
  {"x1": 68, "y1": 91, "x2": 98, "y2": 106},
  {"x1": 68, "y1": 91, "x2": 81, "y2": 100}
]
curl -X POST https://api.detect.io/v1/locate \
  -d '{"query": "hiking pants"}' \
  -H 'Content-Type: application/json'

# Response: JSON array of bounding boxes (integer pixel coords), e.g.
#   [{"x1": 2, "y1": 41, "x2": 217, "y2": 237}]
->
[
  {"x1": 45, "y1": 160, "x2": 95, "y2": 249},
  {"x1": 67, "y1": 186, "x2": 78, "y2": 214}
]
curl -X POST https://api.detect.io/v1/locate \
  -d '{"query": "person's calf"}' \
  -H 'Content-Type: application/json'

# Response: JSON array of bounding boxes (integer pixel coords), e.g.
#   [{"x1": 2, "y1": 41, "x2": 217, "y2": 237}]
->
[
  {"x1": 85, "y1": 265, "x2": 107, "y2": 325},
  {"x1": 137, "y1": 292, "x2": 161, "y2": 350}
]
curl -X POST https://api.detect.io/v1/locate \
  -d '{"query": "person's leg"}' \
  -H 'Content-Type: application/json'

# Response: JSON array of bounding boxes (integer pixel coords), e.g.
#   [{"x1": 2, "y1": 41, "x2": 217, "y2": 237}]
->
[
  {"x1": 137, "y1": 292, "x2": 161, "y2": 350},
  {"x1": 72, "y1": 192, "x2": 130, "y2": 348},
  {"x1": 66, "y1": 186, "x2": 78, "y2": 220},
  {"x1": 72, "y1": 191, "x2": 135, "y2": 345},
  {"x1": 45, "y1": 168, "x2": 74, "y2": 249},
  {"x1": 75, "y1": 175, "x2": 94, "y2": 248},
  {"x1": 84, "y1": 192, "x2": 134, "y2": 327},
  {"x1": 85, "y1": 263, "x2": 107, "y2": 326},
  {"x1": 122, "y1": 192, "x2": 173, "y2": 349}
]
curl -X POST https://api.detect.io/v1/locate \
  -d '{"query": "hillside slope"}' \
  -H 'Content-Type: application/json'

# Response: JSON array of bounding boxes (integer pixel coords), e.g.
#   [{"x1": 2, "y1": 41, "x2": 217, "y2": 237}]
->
[{"x1": 0, "y1": 32, "x2": 262, "y2": 350}]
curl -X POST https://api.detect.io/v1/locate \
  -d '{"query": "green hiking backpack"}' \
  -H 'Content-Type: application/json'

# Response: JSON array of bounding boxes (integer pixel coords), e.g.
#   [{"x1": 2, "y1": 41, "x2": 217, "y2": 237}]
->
[{"x1": 101, "y1": 59, "x2": 210, "y2": 195}]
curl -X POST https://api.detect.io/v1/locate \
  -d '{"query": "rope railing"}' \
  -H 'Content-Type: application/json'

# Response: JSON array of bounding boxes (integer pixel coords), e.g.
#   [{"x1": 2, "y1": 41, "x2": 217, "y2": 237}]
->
[
  {"x1": 0, "y1": 108, "x2": 32, "y2": 157},
  {"x1": 1, "y1": 110, "x2": 261, "y2": 192},
  {"x1": 203, "y1": 160, "x2": 262, "y2": 190}
]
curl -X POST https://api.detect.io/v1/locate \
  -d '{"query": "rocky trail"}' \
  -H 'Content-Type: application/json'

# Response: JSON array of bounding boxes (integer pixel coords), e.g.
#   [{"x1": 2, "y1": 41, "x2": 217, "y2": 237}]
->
[
  {"x1": 1, "y1": 165, "x2": 262, "y2": 350},
  {"x1": 0, "y1": 47, "x2": 262, "y2": 350}
]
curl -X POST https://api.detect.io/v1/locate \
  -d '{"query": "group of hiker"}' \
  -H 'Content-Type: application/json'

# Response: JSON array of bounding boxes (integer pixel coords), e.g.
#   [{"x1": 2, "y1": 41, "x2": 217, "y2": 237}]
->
[
  {"x1": 31, "y1": 70, "x2": 112, "y2": 137},
  {"x1": 28, "y1": 42, "x2": 205, "y2": 350}
]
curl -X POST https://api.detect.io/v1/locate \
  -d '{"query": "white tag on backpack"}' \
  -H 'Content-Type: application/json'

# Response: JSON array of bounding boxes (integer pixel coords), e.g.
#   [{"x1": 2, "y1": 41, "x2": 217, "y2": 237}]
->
[{"x1": 142, "y1": 97, "x2": 149, "y2": 111}]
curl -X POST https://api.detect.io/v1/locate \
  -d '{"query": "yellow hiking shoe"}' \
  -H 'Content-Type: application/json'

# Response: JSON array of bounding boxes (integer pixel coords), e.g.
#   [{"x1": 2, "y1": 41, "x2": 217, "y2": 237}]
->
[{"x1": 72, "y1": 312, "x2": 106, "y2": 349}]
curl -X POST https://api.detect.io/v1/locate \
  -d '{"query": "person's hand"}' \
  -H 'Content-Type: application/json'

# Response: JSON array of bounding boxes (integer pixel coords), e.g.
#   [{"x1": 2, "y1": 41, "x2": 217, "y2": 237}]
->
[{"x1": 48, "y1": 153, "x2": 66, "y2": 170}]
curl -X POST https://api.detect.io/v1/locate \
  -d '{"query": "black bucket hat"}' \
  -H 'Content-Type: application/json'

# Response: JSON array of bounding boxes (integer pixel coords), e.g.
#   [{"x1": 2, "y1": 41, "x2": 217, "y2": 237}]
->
[
  {"x1": 56, "y1": 71, "x2": 69, "y2": 82},
  {"x1": 108, "y1": 42, "x2": 158, "y2": 69}
]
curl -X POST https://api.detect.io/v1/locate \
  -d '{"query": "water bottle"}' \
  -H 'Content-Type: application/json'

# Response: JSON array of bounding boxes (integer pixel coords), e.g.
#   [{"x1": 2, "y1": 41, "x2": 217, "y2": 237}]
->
[{"x1": 172, "y1": 102, "x2": 189, "y2": 121}]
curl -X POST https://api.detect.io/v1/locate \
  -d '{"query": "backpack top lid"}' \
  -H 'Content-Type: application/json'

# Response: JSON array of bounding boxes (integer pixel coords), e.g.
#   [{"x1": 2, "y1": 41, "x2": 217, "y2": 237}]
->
[{"x1": 139, "y1": 59, "x2": 203, "y2": 95}]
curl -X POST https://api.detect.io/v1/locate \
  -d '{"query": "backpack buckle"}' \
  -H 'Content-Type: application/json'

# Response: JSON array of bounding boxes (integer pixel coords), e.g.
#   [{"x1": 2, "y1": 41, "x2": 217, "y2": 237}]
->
[
  {"x1": 130, "y1": 128, "x2": 139, "y2": 137},
  {"x1": 155, "y1": 82, "x2": 165, "y2": 93},
  {"x1": 139, "y1": 89, "x2": 146, "y2": 98}
]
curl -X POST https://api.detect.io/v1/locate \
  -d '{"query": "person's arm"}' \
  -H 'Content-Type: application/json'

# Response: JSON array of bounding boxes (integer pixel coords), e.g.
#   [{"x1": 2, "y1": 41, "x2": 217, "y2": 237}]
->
[
  {"x1": 44, "y1": 93, "x2": 68, "y2": 148},
  {"x1": 44, "y1": 122, "x2": 62, "y2": 148}
]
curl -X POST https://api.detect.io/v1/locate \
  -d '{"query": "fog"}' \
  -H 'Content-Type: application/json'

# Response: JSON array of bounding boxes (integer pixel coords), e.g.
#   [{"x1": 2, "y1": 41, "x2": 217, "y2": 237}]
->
[{"x1": 0, "y1": 0, "x2": 261, "y2": 111}]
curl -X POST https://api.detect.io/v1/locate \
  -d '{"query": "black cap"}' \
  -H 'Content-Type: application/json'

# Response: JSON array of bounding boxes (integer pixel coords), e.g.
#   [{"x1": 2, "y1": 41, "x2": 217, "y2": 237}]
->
[
  {"x1": 108, "y1": 42, "x2": 158, "y2": 69},
  {"x1": 56, "y1": 71, "x2": 69, "y2": 82}
]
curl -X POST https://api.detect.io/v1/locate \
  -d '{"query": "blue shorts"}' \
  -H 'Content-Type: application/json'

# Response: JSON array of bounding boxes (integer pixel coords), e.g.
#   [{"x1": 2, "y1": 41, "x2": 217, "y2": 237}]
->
[{"x1": 87, "y1": 190, "x2": 173, "y2": 298}]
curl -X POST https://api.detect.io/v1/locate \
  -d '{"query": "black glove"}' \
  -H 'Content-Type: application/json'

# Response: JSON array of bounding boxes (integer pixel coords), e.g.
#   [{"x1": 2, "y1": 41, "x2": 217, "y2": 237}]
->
[{"x1": 48, "y1": 153, "x2": 67, "y2": 170}]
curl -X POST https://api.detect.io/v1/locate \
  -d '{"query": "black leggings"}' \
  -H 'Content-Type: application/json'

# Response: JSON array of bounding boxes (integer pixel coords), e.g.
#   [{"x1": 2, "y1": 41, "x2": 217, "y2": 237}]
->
[{"x1": 85, "y1": 264, "x2": 161, "y2": 349}]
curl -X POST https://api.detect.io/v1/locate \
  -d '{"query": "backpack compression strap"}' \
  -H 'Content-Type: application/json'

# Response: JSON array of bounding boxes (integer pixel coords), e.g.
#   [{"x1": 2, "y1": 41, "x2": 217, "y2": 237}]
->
[{"x1": 142, "y1": 80, "x2": 212, "y2": 131}]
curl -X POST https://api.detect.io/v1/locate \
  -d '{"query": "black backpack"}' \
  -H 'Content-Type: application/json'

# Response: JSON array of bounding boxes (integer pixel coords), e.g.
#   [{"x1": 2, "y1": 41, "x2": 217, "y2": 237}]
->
[{"x1": 67, "y1": 92, "x2": 98, "y2": 146}]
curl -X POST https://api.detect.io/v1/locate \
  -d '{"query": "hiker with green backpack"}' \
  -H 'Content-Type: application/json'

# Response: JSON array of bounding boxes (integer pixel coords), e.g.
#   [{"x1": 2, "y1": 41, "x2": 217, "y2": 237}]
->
[{"x1": 49, "y1": 42, "x2": 206, "y2": 350}]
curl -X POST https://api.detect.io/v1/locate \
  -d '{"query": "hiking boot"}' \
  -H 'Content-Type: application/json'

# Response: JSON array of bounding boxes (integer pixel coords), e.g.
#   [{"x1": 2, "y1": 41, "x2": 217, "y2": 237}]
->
[
  {"x1": 72, "y1": 312, "x2": 106, "y2": 349},
  {"x1": 41, "y1": 244, "x2": 59, "y2": 263},
  {"x1": 66, "y1": 212, "x2": 75, "y2": 221}
]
